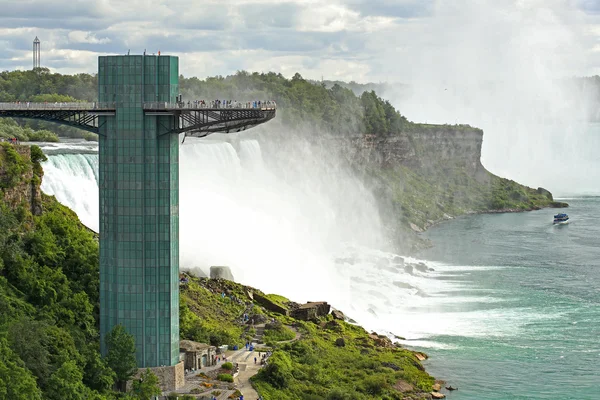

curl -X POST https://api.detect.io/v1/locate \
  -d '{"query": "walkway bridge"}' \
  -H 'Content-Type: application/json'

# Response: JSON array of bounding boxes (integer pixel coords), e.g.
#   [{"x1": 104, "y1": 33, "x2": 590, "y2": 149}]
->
[{"x1": 0, "y1": 102, "x2": 276, "y2": 137}]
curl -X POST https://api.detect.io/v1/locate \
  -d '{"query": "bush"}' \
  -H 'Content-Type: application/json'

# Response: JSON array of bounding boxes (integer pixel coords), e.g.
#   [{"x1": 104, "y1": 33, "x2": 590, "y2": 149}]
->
[
  {"x1": 222, "y1": 362, "x2": 234, "y2": 371},
  {"x1": 217, "y1": 373, "x2": 233, "y2": 382},
  {"x1": 261, "y1": 352, "x2": 293, "y2": 389}
]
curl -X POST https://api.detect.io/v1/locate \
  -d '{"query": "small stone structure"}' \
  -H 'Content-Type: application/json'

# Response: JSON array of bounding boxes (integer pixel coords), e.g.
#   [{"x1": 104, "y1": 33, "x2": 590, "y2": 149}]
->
[
  {"x1": 291, "y1": 301, "x2": 331, "y2": 321},
  {"x1": 210, "y1": 266, "x2": 235, "y2": 281},
  {"x1": 129, "y1": 362, "x2": 185, "y2": 392},
  {"x1": 179, "y1": 340, "x2": 217, "y2": 371}
]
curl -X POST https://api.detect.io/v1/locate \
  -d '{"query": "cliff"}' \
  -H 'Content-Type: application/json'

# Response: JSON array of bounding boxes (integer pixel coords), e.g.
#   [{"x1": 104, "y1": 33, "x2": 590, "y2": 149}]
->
[
  {"x1": 0, "y1": 143, "x2": 43, "y2": 215},
  {"x1": 348, "y1": 125, "x2": 567, "y2": 252}
]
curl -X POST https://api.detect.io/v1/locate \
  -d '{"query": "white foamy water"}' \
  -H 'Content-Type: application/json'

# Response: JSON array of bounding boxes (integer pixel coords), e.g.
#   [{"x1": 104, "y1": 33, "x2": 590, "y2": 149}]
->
[
  {"x1": 41, "y1": 153, "x2": 99, "y2": 230},
  {"x1": 40, "y1": 138, "x2": 543, "y2": 349}
]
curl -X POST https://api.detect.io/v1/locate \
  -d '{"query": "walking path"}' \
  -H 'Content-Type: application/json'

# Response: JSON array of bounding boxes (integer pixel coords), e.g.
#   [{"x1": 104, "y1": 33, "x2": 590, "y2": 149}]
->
[{"x1": 234, "y1": 324, "x2": 302, "y2": 399}]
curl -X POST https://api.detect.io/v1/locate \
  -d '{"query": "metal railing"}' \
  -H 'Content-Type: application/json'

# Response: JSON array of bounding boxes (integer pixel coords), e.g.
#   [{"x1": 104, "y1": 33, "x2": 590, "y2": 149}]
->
[
  {"x1": 0, "y1": 102, "x2": 116, "y2": 110},
  {"x1": 143, "y1": 101, "x2": 277, "y2": 110}
]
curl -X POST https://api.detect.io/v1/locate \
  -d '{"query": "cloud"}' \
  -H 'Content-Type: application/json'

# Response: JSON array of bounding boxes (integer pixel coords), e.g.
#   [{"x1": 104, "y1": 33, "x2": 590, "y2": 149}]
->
[
  {"x1": 0, "y1": 0, "x2": 597, "y2": 83},
  {"x1": 68, "y1": 31, "x2": 111, "y2": 44}
]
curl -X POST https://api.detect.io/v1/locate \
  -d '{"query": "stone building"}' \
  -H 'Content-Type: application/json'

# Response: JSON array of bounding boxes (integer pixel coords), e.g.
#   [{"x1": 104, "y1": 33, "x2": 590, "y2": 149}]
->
[
  {"x1": 179, "y1": 340, "x2": 217, "y2": 370},
  {"x1": 291, "y1": 301, "x2": 331, "y2": 321}
]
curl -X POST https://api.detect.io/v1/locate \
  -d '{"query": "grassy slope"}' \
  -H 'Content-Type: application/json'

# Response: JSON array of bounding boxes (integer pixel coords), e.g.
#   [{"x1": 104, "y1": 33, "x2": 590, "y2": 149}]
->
[{"x1": 181, "y1": 277, "x2": 434, "y2": 400}]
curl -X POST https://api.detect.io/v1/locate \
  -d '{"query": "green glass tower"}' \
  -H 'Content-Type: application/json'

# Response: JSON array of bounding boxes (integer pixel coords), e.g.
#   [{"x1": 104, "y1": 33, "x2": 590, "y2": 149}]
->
[{"x1": 98, "y1": 55, "x2": 180, "y2": 367}]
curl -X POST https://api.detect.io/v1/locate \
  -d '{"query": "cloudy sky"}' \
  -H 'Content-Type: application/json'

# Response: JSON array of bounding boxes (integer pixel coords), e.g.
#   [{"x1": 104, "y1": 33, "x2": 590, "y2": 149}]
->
[{"x1": 1, "y1": 0, "x2": 599, "y2": 82}]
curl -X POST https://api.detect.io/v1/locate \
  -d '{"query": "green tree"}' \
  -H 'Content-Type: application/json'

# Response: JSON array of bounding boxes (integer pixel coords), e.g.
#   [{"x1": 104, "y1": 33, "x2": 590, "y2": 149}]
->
[
  {"x1": 45, "y1": 360, "x2": 89, "y2": 400},
  {"x1": 105, "y1": 324, "x2": 137, "y2": 392},
  {"x1": 130, "y1": 369, "x2": 161, "y2": 400},
  {"x1": 0, "y1": 338, "x2": 42, "y2": 400}
]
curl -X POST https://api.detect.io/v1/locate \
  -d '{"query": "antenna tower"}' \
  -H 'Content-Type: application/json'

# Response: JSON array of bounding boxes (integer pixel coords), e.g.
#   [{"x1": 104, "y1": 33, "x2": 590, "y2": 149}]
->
[{"x1": 33, "y1": 37, "x2": 40, "y2": 70}]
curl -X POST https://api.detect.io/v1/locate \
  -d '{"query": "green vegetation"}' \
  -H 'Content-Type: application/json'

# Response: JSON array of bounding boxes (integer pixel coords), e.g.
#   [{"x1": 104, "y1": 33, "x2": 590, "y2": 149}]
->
[
  {"x1": 217, "y1": 373, "x2": 234, "y2": 383},
  {"x1": 131, "y1": 369, "x2": 161, "y2": 400},
  {"x1": 221, "y1": 361, "x2": 234, "y2": 371},
  {"x1": 105, "y1": 325, "x2": 137, "y2": 392},
  {"x1": 263, "y1": 321, "x2": 296, "y2": 344},
  {"x1": 0, "y1": 118, "x2": 58, "y2": 142},
  {"x1": 180, "y1": 277, "x2": 434, "y2": 399},
  {"x1": 0, "y1": 145, "x2": 163, "y2": 400},
  {"x1": 252, "y1": 317, "x2": 433, "y2": 399}
]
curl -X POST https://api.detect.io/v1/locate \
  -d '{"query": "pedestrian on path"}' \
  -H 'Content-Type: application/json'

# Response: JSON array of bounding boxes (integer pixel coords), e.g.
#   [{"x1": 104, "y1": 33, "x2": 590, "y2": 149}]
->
[{"x1": 254, "y1": 357, "x2": 257, "y2": 364}]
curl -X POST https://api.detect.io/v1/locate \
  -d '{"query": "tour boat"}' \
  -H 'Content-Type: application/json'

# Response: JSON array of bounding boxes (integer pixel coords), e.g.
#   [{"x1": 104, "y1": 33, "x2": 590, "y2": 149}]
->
[{"x1": 553, "y1": 213, "x2": 569, "y2": 224}]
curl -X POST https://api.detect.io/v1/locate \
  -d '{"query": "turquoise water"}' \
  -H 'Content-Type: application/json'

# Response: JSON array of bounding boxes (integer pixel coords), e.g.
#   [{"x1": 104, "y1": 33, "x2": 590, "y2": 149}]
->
[{"x1": 418, "y1": 197, "x2": 600, "y2": 399}]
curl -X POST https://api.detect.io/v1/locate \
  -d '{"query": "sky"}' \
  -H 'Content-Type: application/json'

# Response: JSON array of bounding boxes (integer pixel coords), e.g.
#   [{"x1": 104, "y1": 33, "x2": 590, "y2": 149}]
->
[{"x1": 1, "y1": 0, "x2": 600, "y2": 82}]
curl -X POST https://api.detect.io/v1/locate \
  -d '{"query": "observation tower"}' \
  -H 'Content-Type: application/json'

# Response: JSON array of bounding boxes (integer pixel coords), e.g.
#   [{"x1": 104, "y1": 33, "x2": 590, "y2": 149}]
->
[{"x1": 0, "y1": 54, "x2": 276, "y2": 371}]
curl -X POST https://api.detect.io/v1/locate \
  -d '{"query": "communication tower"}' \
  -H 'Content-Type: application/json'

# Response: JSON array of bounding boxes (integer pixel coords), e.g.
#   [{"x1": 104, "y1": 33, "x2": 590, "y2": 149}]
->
[{"x1": 33, "y1": 37, "x2": 40, "y2": 69}]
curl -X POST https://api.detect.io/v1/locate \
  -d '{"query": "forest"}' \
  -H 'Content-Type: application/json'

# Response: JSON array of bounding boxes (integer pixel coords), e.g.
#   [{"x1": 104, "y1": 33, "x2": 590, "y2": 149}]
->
[{"x1": 0, "y1": 67, "x2": 415, "y2": 138}]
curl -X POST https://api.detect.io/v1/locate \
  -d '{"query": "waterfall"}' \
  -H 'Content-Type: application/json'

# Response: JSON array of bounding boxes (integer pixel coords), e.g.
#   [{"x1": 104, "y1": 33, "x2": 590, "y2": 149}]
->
[
  {"x1": 41, "y1": 154, "x2": 99, "y2": 231},
  {"x1": 42, "y1": 138, "x2": 490, "y2": 344},
  {"x1": 41, "y1": 137, "x2": 386, "y2": 303}
]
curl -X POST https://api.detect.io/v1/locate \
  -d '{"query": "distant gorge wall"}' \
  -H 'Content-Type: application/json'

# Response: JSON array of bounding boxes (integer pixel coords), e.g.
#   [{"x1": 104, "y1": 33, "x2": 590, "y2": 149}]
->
[{"x1": 345, "y1": 126, "x2": 486, "y2": 175}]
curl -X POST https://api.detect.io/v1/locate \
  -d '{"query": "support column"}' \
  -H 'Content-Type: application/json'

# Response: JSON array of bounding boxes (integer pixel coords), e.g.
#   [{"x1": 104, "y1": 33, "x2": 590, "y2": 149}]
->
[{"x1": 99, "y1": 55, "x2": 180, "y2": 367}]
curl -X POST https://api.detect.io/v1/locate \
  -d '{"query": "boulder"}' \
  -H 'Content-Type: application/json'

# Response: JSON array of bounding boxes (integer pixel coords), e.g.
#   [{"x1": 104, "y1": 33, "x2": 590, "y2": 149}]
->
[
  {"x1": 410, "y1": 222, "x2": 423, "y2": 233},
  {"x1": 325, "y1": 320, "x2": 342, "y2": 331},
  {"x1": 392, "y1": 256, "x2": 405, "y2": 266},
  {"x1": 209, "y1": 266, "x2": 234, "y2": 281},
  {"x1": 393, "y1": 379, "x2": 414, "y2": 393},
  {"x1": 253, "y1": 294, "x2": 289, "y2": 316},
  {"x1": 432, "y1": 383, "x2": 442, "y2": 392},
  {"x1": 335, "y1": 338, "x2": 345, "y2": 347},
  {"x1": 431, "y1": 392, "x2": 446, "y2": 399},
  {"x1": 331, "y1": 310, "x2": 345, "y2": 320}
]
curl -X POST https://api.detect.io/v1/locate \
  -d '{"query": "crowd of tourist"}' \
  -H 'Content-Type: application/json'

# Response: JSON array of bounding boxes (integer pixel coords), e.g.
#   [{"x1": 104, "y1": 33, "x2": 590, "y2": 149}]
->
[
  {"x1": 0, "y1": 137, "x2": 20, "y2": 144},
  {"x1": 177, "y1": 99, "x2": 276, "y2": 109}
]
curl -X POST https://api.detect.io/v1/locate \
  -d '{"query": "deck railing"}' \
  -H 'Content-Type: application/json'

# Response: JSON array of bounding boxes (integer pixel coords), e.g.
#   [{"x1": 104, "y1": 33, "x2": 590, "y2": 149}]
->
[
  {"x1": 0, "y1": 102, "x2": 116, "y2": 110},
  {"x1": 143, "y1": 102, "x2": 277, "y2": 110}
]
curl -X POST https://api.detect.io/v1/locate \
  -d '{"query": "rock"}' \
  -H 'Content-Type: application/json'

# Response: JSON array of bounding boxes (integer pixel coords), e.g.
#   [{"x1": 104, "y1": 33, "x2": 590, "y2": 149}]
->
[
  {"x1": 325, "y1": 320, "x2": 342, "y2": 331},
  {"x1": 254, "y1": 293, "x2": 289, "y2": 316},
  {"x1": 404, "y1": 264, "x2": 414, "y2": 275},
  {"x1": 382, "y1": 362, "x2": 400, "y2": 371},
  {"x1": 249, "y1": 314, "x2": 267, "y2": 324},
  {"x1": 432, "y1": 383, "x2": 442, "y2": 392},
  {"x1": 414, "y1": 263, "x2": 429, "y2": 273},
  {"x1": 445, "y1": 386, "x2": 458, "y2": 391},
  {"x1": 393, "y1": 281, "x2": 417, "y2": 290},
  {"x1": 331, "y1": 310, "x2": 345, "y2": 320},
  {"x1": 394, "y1": 379, "x2": 414, "y2": 393},
  {"x1": 410, "y1": 222, "x2": 423, "y2": 233},
  {"x1": 392, "y1": 256, "x2": 405, "y2": 266},
  {"x1": 209, "y1": 266, "x2": 234, "y2": 281},
  {"x1": 431, "y1": 392, "x2": 446, "y2": 399},
  {"x1": 536, "y1": 187, "x2": 553, "y2": 200},
  {"x1": 414, "y1": 352, "x2": 428, "y2": 361},
  {"x1": 246, "y1": 290, "x2": 254, "y2": 300},
  {"x1": 291, "y1": 302, "x2": 330, "y2": 321},
  {"x1": 335, "y1": 338, "x2": 345, "y2": 347}
]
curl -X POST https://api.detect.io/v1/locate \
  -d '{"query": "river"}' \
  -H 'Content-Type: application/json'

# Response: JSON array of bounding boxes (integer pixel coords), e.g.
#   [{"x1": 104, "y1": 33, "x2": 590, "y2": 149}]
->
[{"x1": 417, "y1": 198, "x2": 600, "y2": 399}]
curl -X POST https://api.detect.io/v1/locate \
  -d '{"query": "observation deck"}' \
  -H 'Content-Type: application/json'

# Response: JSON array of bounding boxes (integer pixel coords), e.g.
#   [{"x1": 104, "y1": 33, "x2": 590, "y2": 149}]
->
[{"x1": 0, "y1": 101, "x2": 276, "y2": 137}]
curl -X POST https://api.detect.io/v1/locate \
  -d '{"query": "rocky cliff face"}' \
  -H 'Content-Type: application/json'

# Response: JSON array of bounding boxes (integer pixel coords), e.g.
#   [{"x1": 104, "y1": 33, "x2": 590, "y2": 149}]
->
[
  {"x1": 0, "y1": 144, "x2": 43, "y2": 215},
  {"x1": 343, "y1": 125, "x2": 563, "y2": 252},
  {"x1": 351, "y1": 126, "x2": 485, "y2": 176}
]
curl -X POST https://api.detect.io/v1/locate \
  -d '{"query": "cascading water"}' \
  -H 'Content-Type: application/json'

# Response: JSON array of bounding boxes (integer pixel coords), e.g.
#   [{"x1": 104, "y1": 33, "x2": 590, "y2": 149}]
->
[
  {"x1": 39, "y1": 138, "x2": 507, "y2": 347},
  {"x1": 41, "y1": 153, "x2": 99, "y2": 231}
]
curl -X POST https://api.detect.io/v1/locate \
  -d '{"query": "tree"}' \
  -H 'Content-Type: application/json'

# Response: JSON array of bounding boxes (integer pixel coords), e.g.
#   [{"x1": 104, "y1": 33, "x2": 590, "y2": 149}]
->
[
  {"x1": 45, "y1": 360, "x2": 89, "y2": 400},
  {"x1": 130, "y1": 369, "x2": 161, "y2": 400},
  {"x1": 0, "y1": 338, "x2": 42, "y2": 400},
  {"x1": 105, "y1": 325, "x2": 137, "y2": 392}
]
